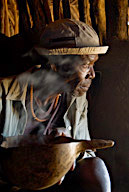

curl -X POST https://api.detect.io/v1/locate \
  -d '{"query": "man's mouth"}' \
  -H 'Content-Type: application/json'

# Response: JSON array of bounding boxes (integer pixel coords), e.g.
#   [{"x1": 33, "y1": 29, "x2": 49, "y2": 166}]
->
[{"x1": 80, "y1": 86, "x2": 89, "y2": 91}]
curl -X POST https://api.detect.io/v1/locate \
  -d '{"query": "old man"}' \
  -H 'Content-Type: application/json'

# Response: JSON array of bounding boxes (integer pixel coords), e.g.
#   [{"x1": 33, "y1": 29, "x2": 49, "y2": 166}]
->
[{"x1": 0, "y1": 19, "x2": 110, "y2": 192}]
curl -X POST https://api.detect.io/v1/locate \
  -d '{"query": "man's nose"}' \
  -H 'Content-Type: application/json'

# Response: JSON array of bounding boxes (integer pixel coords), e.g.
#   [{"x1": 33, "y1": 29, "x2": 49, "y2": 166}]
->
[{"x1": 89, "y1": 67, "x2": 95, "y2": 79}]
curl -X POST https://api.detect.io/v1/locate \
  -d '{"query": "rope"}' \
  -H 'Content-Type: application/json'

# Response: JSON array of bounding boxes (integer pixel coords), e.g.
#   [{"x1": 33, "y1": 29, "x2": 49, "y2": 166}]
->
[{"x1": 30, "y1": 85, "x2": 60, "y2": 122}]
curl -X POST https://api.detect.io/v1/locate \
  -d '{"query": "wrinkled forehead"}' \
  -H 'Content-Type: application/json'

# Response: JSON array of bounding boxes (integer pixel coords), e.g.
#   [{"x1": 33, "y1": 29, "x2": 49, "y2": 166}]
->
[
  {"x1": 80, "y1": 54, "x2": 99, "y2": 62},
  {"x1": 48, "y1": 54, "x2": 98, "y2": 64}
]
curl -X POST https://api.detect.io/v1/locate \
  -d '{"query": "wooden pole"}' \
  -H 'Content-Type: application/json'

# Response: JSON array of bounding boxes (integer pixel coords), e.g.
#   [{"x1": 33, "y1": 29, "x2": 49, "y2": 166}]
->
[
  {"x1": 27, "y1": 0, "x2": 46, "y2": 31},
  {"x1": 5, "y1": 0, "x2": 11, "y2": 37},
  {"x1": 105, "y1": 0, "x2": 128, "y2": 40},
  {"x1": 78, "y1": 0, "x2": 91, "y2": 25},
  {"x1": 11, "y1": 0, "x2": 19, "y2": 35},
  {"x1": 78, "y1": 0, "x2": 85, "y2": 22},
  {"x1": 84, "y1": 0, "x2": 91, "y2": 26},
  {"x1": 53, "y1": 0, "x2": 60, "y2": 21},
  {"x1": 0, "y1": 0, "x2": 5, "y2": 34},
  {"x1": 90, "y1": 0, "x2": 106, "y2": 44},
  {"x1": 41, "y1": 0, "x2": 52, "y2": 24},
  {"x1": 62, "y1": 0, "x2": 71, "y2": 19},
  {"x1": 116, "y1": 0, "x2": 128, "y2": 40},
  {"x1": 17, "y1": 0, "x2": 31, "y2": 34}
]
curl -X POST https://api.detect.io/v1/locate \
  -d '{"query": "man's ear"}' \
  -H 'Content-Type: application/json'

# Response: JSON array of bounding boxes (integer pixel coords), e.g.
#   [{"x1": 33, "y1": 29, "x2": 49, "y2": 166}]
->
[{"x1": 50, "y1": 64, "x2": 57, "y2": 72}]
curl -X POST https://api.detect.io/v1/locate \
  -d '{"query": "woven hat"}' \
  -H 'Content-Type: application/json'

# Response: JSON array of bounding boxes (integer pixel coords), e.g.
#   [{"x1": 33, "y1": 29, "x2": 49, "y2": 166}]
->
[{"x1": 36, "y1": 19, "x2": 108, "y2": 55}]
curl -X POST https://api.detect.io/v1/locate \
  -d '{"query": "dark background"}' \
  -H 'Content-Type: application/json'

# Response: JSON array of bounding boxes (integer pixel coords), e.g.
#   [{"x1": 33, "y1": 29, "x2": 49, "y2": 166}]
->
[{"x1": 88, "y1": 39, "x2": 129, "y2": 192}]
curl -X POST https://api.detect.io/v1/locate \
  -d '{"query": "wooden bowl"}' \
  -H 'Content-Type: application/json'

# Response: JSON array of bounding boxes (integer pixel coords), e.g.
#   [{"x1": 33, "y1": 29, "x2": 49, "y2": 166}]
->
[{"x1": 0, "y1": 135, "x2": 114, "y2": 190}]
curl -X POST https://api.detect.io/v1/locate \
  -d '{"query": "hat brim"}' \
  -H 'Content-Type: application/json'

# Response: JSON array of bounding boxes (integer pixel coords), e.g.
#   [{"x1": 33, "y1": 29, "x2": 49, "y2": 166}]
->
[{"x1": 38, "y1": 46, "x2": 109, "y2": 55}]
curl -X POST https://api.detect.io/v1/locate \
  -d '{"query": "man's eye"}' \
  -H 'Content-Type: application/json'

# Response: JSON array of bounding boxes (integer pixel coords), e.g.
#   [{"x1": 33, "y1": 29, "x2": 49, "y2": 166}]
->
[{"x1": 81, "y1": 64, "x2": 90, "y2": 69}]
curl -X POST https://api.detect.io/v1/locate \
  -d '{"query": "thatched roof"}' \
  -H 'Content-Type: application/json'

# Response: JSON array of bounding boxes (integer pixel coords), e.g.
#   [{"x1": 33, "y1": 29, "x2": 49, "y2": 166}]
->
[{"x1": 0, "y1": 0, "x2": 128, "y2": 43}]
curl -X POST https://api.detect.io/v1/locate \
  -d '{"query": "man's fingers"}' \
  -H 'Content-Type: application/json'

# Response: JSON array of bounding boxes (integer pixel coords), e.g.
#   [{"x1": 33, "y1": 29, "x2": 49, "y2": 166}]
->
[
  {"x1": 54, "y1": 131, "x2": 66, "y2": 137},
  {"x1": 57, "y1": 176, "x2": 65, "y2": 185},
  {"x1": 49, "y1": 128, "x2": 70, "y2": 137},
  {"x1": 61, "y1": 132, "x2": 66, "y2": 137},
  {"x1": 70, "y1": 160, "x2": 76, "y2": 171},
  {"x1": 57, "y1": 161, "x2": 76, "y2": 185}
]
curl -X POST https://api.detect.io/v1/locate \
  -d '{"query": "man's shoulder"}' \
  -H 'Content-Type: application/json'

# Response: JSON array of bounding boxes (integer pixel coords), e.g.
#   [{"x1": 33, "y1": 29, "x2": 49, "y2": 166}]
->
[{"x1": 0, "y1": 78, "x2": 28, "y2": 101}]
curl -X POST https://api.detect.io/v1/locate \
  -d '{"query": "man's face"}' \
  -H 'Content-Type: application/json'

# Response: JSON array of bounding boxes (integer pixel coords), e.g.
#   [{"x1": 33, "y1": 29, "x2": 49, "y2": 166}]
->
[
  {"x1": 49, "y1": 54, "x2": 98, "y2": 97},
  {"x1": 67, "y1": 55, "x2": 98, "y2": 97},
  {"x1": 70, "y1": 54, "x2": 98, "y2": 97}
]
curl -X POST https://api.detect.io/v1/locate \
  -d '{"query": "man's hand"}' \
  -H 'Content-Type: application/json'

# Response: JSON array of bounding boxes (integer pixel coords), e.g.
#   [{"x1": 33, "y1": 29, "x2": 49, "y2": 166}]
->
[
  {"x1": 49, "y1": 127, "x2": 76, "y2": 185},
  {"x1": 57, "y1": 160, "x2": 76, "y2": 185},
  {"x1": 49, "y1": 127, "x2": 71, "y2": 138}
]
